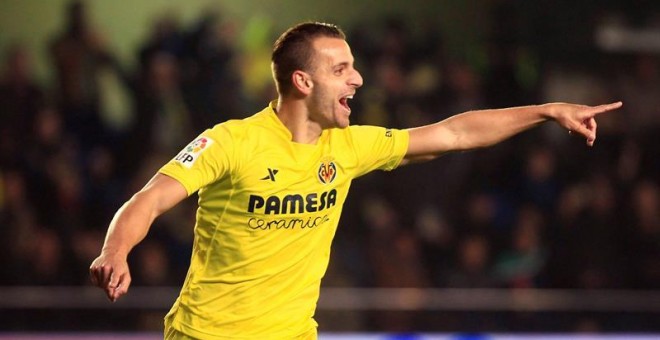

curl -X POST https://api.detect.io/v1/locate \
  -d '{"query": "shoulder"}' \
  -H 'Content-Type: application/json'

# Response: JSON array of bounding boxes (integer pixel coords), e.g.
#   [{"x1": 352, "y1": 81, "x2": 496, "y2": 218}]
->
[
  {"x1": 205, "y1": 112, "x2": 266, "y2": 141},
  {"x1": 341, "y1": 125, "x2": 398, "y2": 139}
]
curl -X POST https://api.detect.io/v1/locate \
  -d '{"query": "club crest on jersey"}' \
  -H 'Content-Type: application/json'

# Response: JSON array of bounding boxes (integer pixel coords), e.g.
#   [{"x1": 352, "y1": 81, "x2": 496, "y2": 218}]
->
[
  {"x1": 174, "y1": 136, "x2": 213, "y2": 168},
  {"x1": 318, "y1": 160, "x2": 337, "y2": 184}
]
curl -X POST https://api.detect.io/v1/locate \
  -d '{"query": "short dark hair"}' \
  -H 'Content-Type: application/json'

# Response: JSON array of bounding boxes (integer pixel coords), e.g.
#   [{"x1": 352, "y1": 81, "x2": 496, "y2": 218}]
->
[{"x1": 271, "y1": 22, "x2": 346, "y2": 96}]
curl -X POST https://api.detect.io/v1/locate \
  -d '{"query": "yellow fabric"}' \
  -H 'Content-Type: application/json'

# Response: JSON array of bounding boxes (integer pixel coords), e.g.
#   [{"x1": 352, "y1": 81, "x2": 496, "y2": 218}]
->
[{"x1": 158, "y1": 102, "x2": 409, "y2": 339}]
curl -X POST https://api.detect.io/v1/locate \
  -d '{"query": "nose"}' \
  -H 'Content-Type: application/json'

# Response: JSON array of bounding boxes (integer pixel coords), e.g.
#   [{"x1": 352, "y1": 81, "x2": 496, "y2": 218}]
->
[{"x1": 349, "y1": 68, "x2": 363, "y2": 88}]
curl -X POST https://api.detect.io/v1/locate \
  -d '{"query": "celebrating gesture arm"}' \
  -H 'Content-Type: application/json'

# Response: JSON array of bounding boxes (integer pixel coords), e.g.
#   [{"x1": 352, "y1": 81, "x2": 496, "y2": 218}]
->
[
  {"x1": 402, "y1": 101, "x2": 622, "y2": 164},
  {"x1": 89, "y1": 173, "x2": 188, "y2": 302}
]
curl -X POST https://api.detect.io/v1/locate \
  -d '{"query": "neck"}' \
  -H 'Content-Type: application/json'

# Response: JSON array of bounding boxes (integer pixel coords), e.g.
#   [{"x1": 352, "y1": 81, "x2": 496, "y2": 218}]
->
[{"x1": 275, "y1": 96, "x2": 323, "y2": 144}]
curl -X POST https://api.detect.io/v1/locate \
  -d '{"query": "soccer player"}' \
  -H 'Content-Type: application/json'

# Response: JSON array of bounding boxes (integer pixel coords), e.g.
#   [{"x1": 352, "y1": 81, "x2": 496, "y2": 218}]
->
[{"x1": 89, "y1": 22, "x2": 622, "y2": 339}]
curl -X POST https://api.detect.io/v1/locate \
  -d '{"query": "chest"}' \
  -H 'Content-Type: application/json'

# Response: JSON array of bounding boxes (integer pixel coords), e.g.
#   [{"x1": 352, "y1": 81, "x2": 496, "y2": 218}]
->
[{"x1": 234, "y1": 138, "x2": 353, "y2": 196}]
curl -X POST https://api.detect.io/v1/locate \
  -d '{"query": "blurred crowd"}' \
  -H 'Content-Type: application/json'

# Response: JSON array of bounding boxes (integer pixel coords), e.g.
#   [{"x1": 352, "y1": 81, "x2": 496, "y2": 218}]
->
[{"x1": 1, "y1": 0, "x2": 659, "y2": 333}]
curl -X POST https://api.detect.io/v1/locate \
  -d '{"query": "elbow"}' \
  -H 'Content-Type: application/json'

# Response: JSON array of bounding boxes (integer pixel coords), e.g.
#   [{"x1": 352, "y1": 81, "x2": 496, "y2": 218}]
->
[
  {"x1": 125, "y1": 189, "x2": 163, "y2": 222},
  {"x1": 402, "y1": 152, "x2": 442, "y2": 165}
]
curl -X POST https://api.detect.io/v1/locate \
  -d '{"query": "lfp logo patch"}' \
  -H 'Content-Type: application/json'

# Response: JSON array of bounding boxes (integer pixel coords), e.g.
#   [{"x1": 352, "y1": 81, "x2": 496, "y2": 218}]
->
[
  {"x1": 174, "y1": 137, "x2": 213, "y2": 168},
  {"x1": 318, "y1": 160, "x2": 337, "y2": 184}
]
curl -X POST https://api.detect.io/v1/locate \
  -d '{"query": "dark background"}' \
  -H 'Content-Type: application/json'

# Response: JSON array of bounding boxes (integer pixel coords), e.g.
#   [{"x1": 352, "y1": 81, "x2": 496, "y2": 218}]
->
[{"x1": 1, "y1": 0, "x2": 659, "y2": 334}]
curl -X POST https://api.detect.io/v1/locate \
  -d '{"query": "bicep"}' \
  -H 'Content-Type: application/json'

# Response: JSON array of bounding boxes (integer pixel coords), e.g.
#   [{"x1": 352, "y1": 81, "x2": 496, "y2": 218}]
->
[
  {"x1": 138, "y1": 173, "x2": 189, "y2": 216},
  {"x1": 103, "y1": 173, "x2": 188, "y2": 250}
]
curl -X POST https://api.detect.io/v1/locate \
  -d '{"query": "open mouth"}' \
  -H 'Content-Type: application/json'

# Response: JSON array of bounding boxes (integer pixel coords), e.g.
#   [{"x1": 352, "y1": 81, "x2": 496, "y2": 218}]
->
[{"x1": 339, "y1": 94, "x2": 354, "y2": 112}]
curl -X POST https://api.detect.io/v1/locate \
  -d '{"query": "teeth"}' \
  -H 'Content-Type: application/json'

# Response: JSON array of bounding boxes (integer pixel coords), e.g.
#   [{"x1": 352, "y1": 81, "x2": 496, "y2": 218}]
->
[{"x1": 347, "y1": 95, "x2": 353, "y2": 99}]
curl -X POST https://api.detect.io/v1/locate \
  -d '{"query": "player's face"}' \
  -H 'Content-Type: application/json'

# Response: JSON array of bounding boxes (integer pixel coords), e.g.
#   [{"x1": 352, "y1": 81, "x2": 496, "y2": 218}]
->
[{"x1": 307, "y1": 37, "x2": 363, "y2": 129}]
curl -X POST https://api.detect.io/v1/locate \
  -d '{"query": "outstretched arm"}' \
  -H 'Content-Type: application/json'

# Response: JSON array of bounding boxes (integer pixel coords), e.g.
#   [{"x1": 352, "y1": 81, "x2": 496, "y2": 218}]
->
[
  {"x1": 89, "y1": 173, "x2": 188, "y2": 302},
  {"x1": 401, "y1": 101, "x2": 622, "y2": 164}
]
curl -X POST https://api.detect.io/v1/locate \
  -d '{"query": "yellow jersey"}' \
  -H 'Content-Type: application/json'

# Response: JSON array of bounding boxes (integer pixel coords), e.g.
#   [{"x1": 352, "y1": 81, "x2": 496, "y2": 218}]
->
[{"x1": 159, "y1": 102, "x2": 409, "y2": 339}]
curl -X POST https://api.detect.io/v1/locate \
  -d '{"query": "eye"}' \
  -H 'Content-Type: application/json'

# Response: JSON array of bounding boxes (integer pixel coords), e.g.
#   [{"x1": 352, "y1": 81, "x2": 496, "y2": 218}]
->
[{"x1": 334, "y1": 67, "x2": 345, "y2": 76}]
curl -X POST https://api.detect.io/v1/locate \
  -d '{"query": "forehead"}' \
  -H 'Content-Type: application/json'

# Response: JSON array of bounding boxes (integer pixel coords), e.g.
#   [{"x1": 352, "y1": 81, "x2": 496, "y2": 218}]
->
[{"x1": 311, "y1": 37, "x2": 353, "y2": 66}]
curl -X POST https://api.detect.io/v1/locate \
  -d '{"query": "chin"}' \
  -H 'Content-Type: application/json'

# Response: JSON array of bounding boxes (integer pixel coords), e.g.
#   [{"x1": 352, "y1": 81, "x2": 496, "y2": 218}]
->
[
  {"x1": 336, "y1": 119, "x2": 350, "y2": 129},
  {"x1": 337, "y1": 112, "x2": 351, "y2": 128}
]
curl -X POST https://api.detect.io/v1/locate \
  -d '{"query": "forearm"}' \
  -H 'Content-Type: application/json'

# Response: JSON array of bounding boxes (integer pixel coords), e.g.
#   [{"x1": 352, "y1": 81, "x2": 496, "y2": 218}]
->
[
  {"x1": 441, "y1": 104, "x2": 553, "y2": 150},
  {"x1": 90, "y1": 174, "x2": 187, "y2": 301},
  {"x1": 404, "y1": 103, "x2": 562, "y2": 164},
  {"x1": 100, "y1": 191, "x2": 159, "y2": 257},
  {"x1": 100, "y1": 174, "x2": 188, "y2": 257},
  {"x1": 404, "y1": 101, "x2": 620, "y2": 164}
]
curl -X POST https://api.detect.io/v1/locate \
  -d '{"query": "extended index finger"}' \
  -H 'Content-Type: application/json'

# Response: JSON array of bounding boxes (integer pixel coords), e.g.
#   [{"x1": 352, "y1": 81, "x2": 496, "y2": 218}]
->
[{"x1": 588, "y1": 101, "x2": 623, "y2": 117}]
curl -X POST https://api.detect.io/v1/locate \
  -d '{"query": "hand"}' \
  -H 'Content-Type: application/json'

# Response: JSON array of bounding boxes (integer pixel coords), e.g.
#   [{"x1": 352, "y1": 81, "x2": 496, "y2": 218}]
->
[
  {"x1": 549, "y1": 101, "x2": 622, "y2": 146},
  {"x1": 89, "y1": 252, "x2": 131, "y2": 302}
]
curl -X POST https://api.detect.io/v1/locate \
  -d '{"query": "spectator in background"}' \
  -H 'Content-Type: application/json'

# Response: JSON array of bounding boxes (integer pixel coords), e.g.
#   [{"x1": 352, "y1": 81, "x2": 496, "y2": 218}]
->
[
  {"x1": 49, "y1": 0, "x2": 113, "y2": 152},
  {"x1": 624, "y1": 180, "x2": 660, "y2": 289},
  {"x1": 446, "y1": 233, "x2": 495, "y2": 288},
  {"x1": 179, "y1": 12, "x2": 245, "y2": 127},
  {"x1": 519, "y1": 145, "x2": 560, "y2": 215},
  {"x1": 365, "y1": 197, "x2": 431, "y2": 289},
  {"x1": 0, "y1": 169, "x2": 39, "y2": 284},
  {"x1": 552, "y1": 174, "x2": 626, "y2": 289},
  {"x1": 134, "y1": 51, "x2": 193, "y2": 157},
  {"x1": 456, "y1": 191, "x2": 504, "y2": 249},
  {"x1": 482, "y1": 1, "x2": 535, "y2": 109},
  {"x1": 414, "y1": 205, "x2": 455, "y2": 287},
  {"x1": 0, "y1": 45, "x2": 45, "y2": 166},
  {"x1": 25, "y1": 228, "x2": 68, "y2": 285},
  {"x1": 83, "y1": 146, "x2": 125, "y2": 227},
  {"x1": 493, "y1": 205, "x2": 547, "y2": 288},
  {"x1": 121, "y1": 12, "x2": 244, "y2": 177},
  {"x1": 443, "y1": 60, "x2": 485, "y2": 116},
  {"x1": 363, "y1": 195, "x2": 430, "y2": 331},
  {"x1": 23, "y1": 106, "x2": 82, "y2": 229},
  {"x1": 615, "y1": 53, "x2": 660, "y2": 180},
  {"x1": 138, "y1": 14, "x2": 185, "y2": 71},
  {"x1": 616, "y1": 53, "x2": 660, "y2": 136},
  {"x1": 112, "y1": 48, "x2": 193, "y2": 178}
]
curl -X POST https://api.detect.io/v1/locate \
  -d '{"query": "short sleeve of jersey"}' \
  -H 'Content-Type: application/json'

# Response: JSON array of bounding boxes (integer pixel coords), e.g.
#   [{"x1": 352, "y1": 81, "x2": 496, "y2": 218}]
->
[
  {"x1": 349, "y1": 125, "x2": 409, "y2": 177},
  {"x1": 158, "y1": 125, "x2": 233, "y2": 196}
]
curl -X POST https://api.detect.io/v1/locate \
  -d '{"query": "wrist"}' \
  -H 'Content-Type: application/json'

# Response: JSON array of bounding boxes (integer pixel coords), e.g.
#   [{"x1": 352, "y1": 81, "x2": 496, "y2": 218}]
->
[
  {"x1": 101, "y1": 245, "x2": 130, "y2": 259},
  {"x1": 539, "y1": 103, "x2": 559, "y2": 120}
]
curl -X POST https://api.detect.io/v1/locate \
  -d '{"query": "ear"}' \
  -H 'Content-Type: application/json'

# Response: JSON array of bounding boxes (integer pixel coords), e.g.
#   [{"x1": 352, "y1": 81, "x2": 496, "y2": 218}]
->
[{"x1": 292, "y1": 70, "x2": 313, "y2": 95}]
